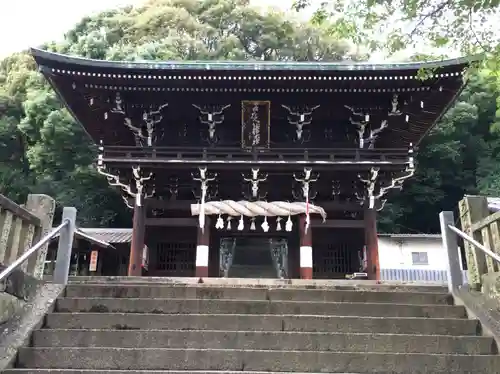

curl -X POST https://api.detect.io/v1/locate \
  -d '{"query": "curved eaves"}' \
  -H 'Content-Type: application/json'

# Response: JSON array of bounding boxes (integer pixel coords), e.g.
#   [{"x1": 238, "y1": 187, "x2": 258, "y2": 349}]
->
[{"x1": 30, "y1": 47, "x2": 480, "y2": 73}]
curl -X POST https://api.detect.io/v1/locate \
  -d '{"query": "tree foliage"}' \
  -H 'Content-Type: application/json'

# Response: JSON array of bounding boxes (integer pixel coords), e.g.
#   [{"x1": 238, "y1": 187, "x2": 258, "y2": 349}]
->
[
  {"x1": 0, "y1": 0, "x2": 355, "y2": 227},
  {"x1": 293, "y1": 0, "x2": 500, "y2": 66},
  {"x1": 378, "y1": 71, "x2": 500, "y2": 233},
  {"x1": 290, "y1": 0, "x2": 500, "y2": 232}
]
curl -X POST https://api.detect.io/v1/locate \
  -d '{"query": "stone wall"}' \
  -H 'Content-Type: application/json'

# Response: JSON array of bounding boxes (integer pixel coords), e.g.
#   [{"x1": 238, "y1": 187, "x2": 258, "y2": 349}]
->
[
  {"x1": 0, "y1": 194, "x2": 55, "y2": 325},
  {"x1": 0, "y1": 294, "x2": 22, "y2": 325}
]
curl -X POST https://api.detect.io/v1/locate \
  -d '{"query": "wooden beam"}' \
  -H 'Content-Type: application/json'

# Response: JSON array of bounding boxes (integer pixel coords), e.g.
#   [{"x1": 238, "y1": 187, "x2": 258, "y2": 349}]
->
[
  {"x1": 146, "y1": 217, "x2": 198, "y2": 227},
  {"x1": 147, "y1": 200, "x2": 191, "y2": 210},
  {"x1": 102, "y1": 158, "x2": 408, "y2": 171},
  {"x1": 146, "y1": 217, "x2": 362, "y2": 229},
  {"x1": 312, "y1": 219, "x2": 364, "y2": 228},
  {"x1": 471, "y1": 210, "x2": 500, "y2": 232},
  {"x1": 0, "y1": 194, "x2": 41, "y2": 227},
  {"x1": 146, "y1": 199, "x2": 373, "y2": 212}
]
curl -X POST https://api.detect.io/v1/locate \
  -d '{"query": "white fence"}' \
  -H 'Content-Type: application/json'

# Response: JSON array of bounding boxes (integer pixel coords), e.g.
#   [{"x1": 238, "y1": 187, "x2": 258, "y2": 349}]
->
[{"x1": 380, "y1": 268, "x2": 469, "y2": 284}]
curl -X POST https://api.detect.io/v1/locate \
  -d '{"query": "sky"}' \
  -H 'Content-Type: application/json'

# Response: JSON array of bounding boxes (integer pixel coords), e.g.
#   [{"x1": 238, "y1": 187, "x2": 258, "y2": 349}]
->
[
  {"x1": 0, "y1": 0, "x2": 302, "y2": 59},
  {"x1": 0, "y1": 0, "x2": 145, "y2": 58}
]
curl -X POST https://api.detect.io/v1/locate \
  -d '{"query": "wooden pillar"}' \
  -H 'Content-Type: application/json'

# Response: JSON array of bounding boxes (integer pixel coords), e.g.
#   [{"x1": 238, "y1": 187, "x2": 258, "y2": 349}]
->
[
  {"x1": 288, "y1": 241, "x2": 300, "y2": 279},
  {"x1": 128, "y1": 202, "x2": 146, "y2": 276},
  {"x1": 299, "y1": 215, "x2": 313, "y2": 279},
  {"x1": 196, "y1": 220, "x2": 210, "y2": 277},
  {"x1": 208, "y1": 230, "x2": 219, "y2": 277},
  {"x1": 364, "y1": 208, "x2": 380, "y2": 280}
]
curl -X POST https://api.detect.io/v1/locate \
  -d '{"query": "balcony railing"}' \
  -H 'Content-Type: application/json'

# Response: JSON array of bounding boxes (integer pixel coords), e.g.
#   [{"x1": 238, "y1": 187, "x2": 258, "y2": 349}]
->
[{"x1": 101, "y1": 146, "x2": 412, "y2": 166}]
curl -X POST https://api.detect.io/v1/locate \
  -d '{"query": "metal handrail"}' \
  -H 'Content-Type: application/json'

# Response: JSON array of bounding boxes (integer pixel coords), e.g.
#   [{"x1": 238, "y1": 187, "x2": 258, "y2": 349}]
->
[
  {"x1": 448, "y1": 224, "x2": 500, "y2": 264},
  {"x1": 0, "y1": 219, "x2": 69, "y2": 282}
]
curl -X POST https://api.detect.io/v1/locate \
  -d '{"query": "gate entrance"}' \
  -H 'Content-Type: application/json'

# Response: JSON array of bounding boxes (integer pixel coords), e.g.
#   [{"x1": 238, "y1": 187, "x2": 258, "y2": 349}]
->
[
  {"x1": 153, "y1": 241, "x2": 196, "y2": 277},
  {"x1": 35, "y1": 48, "x2": 469, "y2": 280},
  {"x1": 148, "y1": 227, "x2": 197, "y2": 277},
  {"x1": 219, "y1": 236, "x2": 289, "y2": 279},
  {"x1": 313, "y1": 228, "x2": 365, "y2": 279}
]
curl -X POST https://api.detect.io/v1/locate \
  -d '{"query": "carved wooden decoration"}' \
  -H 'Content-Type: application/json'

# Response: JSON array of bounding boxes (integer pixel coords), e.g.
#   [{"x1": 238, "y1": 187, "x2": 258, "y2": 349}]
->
[{"x1": 241, "y1": 100, "x2": 270, "y2": 149}]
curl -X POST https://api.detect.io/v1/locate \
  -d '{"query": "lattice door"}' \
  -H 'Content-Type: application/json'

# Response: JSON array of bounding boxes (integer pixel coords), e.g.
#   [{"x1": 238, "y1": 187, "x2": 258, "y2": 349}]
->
[
  {"x1": 313, "y1": 229, "x2": 364, "y2": 279},
  {"x1": 154, "y1": 241, "x2": 196, "y2": 277}
]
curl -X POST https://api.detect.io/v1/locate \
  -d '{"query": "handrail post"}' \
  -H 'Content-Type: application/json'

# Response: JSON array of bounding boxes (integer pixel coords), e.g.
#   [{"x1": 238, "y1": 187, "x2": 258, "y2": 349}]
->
[
  {"x1": 53, "y1": 207, "x2": 77, "y2": 285},
  {"x1": 439, "y1": 211, "x2": 463, "y2": 293}
]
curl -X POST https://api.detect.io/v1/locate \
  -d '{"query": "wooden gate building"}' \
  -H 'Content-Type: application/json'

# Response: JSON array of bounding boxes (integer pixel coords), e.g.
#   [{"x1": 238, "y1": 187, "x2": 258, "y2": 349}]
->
[{"x1": 31, "y1": 49, "x2": 472, "y2": 280}]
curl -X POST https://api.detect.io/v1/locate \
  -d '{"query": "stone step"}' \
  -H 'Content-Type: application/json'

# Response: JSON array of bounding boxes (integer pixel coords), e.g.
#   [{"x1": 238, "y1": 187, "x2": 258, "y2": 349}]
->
[
  {"x1": 55, "y1": 298, "x2": 466, "y2": 318},
  {"x1": 44, "y1": 313, "x2": 480, "y2": 335},
  {"x1": 228, "y1": 265, "x2": 277, "y2": 279},
  {"x1": 31, "y1": 329, "x2": 496, "y2": 354},
  {"x1": 16, "y1": 347, "x2": 500, "y2": 373},
  {"x1": 2, "y1": 371, "x2": 366, "y2": 374},
  {"x1": 67, "y1": 276, "x2": 449, "y2": 292},
  {"x1": 64, "y1": 285, "x2": 453, "y2": 305}
]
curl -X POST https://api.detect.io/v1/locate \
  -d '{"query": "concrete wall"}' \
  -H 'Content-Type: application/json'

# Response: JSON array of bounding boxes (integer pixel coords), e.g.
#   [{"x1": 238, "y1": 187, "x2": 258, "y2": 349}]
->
[
  {"x1": 378, "y1": 236, "x2": 449, "y2": 270},
  {"x1": 378, "y1": 234, "x2": 467, "y2": 284}
]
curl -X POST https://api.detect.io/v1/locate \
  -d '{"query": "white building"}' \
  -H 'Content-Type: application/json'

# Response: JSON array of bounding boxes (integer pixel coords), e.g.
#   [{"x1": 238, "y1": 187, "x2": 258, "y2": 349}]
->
[{"x1": 378, "y1": 233, "x2": 467, "y2": 283}]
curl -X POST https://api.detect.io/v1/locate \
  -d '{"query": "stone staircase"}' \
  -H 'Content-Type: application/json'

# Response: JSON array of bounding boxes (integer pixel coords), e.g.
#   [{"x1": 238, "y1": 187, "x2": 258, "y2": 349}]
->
[
  {"x1": 4, "y1": 281, "x2": 500, "y2": 373},
  {"x1": 229, "y1": 237, "x2": 276, "y2": 278},
  {"x1": 229, "y1": 264, "x2": 277, "y2": 278}
]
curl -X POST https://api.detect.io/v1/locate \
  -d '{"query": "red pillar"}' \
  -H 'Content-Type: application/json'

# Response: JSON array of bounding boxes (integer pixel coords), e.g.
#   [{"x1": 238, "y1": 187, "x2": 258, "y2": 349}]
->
[
  {"x1": 299, "y1": 215, "x2": 313, "y2": 279},
  {"x1": 128, "y1": 201, "x2": 146, "y2": 276},
  {"x1": 195, "y1": 220, "x2": 210, "y2": 277},
  {"x1": 364, "y1": 208, "x2": 380, "y2": 281}
]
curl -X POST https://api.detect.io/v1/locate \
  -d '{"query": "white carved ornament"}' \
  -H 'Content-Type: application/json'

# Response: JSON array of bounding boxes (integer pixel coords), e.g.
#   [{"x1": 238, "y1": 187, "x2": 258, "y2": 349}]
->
[
  {"x1": 97, "y1": 161, "x2": 154, "y2": 207},
  {"x1": 109, "y1": 92, "x2": 168, "y2": 147},
  {"x1": 282, "y1": 104, "x2": 320, "y2": 142},
  {"x1": 345, "y1": 105, "x2": 388, "y2": 149},
  {"x1": 243, "y1": 168, "x2": 267, "y2": 199},
  {"x1": 357, "y1": 145, "x2": 415, "y2": 210},
  {"x1": 192, "y1": 104, "x2": 231, "y2": 142},
  {"x1": 192, "y1": 167, "x2": 216, "y2": 231}
]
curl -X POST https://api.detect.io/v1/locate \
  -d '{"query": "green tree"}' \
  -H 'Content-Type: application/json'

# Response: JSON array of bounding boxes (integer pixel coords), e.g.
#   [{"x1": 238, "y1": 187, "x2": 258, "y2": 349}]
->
[
  {"x1": 2, "y1": 0, "x2": 499, "y2": 233},
  {"x1": 379, "y1": 72, "x2": 500, "y2": 233},
  {"x1": 0, "y1": 0, "x2": 355, "y2": 226},
  {"x1": 293, "y1": 0, "x2": 499, "y2": 59},
  {"x1": 289, "y1": 0, "x2": 500, "y2": 232}
]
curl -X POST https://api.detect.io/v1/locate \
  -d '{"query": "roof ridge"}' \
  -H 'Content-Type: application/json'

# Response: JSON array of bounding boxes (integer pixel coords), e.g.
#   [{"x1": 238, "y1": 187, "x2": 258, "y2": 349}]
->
[{"x1": 30, "y1": 48, "x2": 481, "y2": 72}]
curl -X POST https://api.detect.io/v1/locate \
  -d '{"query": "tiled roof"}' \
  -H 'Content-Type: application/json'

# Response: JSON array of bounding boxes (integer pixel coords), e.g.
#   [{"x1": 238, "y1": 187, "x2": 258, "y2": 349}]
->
[
  {"x1": 76, "y1": 227, "x2": 439, "y2": 242},
  {"x1": 31, "y1": 48, "x2": 478, "y2": 72},
  {"x1": 78, "y1": 228, "x2": 132, "y2": 244},
  {"x1": 378, "y1": 233, "x2": 441, "y2": 239},
  {"x1": 487, "y1": 197, "x2": 500, "y2": 212}
]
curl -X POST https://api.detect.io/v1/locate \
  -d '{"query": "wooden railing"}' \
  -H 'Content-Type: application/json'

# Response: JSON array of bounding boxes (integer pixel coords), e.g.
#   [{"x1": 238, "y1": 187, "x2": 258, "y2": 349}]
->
[
  {"x1": 102, "y1": 146, "x2": 412, "y2": 165},
  {"x1": 459, "y1": 195, "x2": 500, "y2": 290},
  {"x1": 0, "y1": 194, "x2": 55, "y2": 279}
]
